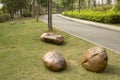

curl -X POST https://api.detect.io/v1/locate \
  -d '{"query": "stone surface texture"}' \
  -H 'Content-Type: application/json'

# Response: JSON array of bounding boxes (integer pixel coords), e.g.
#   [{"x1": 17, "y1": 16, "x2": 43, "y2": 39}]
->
[
  {"x1": 42, "y1": 51, "x2": 66, "y2": 71},
  {"x1": 41, "y1": 33, "x2": 64, "y2": 45},
  {"x1": 82, "y1": 46, "x2": 108, "y2": 72}
]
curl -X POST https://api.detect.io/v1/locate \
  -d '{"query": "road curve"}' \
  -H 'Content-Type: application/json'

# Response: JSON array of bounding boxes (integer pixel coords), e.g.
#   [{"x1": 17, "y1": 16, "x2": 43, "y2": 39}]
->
[{"x1": 41, "y1": 14, "x2": 120, "y2": 54}]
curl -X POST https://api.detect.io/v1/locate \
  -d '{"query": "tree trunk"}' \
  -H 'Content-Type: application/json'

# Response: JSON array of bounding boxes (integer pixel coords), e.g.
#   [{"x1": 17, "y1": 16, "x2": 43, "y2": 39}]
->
[
  {"x1": 32, "y1": 0, "x2": 36, "y2": 16},
  {"x1": 72, "y1": 0, "x2": 74, "y2": 12},
  {"x1": 35, "y1": 0, "x2": 39, "y2": 22},
  {"x1": 88, "y1": 0, "x2": 90, "y2": 9},
  {"x1": 20, "y1": 9, "x2": 23, "y2": 18},
  {"x1": 78, "y1": 0, "x2": 81, "y2": 13},
  {"x1": 11, "y1": 11, "x2": 14, "y2": 19},
  {"x1": 107, "y1": 0, "x2": 111, "y2": 4},
  {"x1": 48, "y1": 0, "x2": 53, "y2": 31},
  {"x1": 101, "y1": 0, "x2": 104, "y2": 5},
  {"x1": 93, "y1": 0, "x2": 96, "y2": 7}
]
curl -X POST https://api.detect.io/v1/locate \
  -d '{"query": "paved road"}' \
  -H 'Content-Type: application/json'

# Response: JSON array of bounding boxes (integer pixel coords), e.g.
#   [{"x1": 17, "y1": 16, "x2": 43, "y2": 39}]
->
[{"x1": 41, "y1": 14, "x2": 120, "y2": 54}]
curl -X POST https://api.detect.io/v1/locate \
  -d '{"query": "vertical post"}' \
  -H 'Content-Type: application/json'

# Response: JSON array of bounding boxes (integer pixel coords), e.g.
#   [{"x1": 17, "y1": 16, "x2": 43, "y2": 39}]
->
[{"x1": 48, "y1": 0, "x2": 53, "y2": 31}]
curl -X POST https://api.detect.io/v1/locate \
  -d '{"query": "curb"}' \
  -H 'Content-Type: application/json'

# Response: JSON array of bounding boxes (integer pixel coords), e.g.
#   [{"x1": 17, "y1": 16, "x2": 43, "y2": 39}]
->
[{"x1": 59, "y1": 14, "x2": 120, "y2": 32}]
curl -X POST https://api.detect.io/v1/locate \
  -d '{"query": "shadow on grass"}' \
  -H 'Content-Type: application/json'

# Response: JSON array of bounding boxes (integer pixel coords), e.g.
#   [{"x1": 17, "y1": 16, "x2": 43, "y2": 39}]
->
[
  {"x1": 39, "y1": 39, "x2": 68, "y2": 46},
  {"x1": 103, "y1": 64, "x2": 120, "y2": 75},
  {"x1": 43, "y1": 62, "x2": 73, "y2": 74}
]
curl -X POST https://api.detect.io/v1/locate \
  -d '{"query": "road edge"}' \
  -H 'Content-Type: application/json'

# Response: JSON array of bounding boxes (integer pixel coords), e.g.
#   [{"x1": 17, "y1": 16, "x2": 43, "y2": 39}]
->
[
  {"x1": 40, "y1": 15, "x2": 120, "y2": 54},
  {"x1": 53, "y1": 25, "x2": 120, "y2": 54},
  {"x1": 59, "y1": 14, "x2": 120, "y2": 32}
]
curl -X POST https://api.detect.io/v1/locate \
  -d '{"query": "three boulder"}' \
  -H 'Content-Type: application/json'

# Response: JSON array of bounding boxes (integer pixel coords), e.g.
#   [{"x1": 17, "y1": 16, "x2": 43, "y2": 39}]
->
[{"x1": 41, "y1": 33, "x2": 108, "y2": 72}]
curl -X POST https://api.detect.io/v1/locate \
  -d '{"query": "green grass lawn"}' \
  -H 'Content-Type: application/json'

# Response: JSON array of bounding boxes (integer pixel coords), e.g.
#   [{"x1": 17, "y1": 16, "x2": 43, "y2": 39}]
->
[{"x1": 0, "y1": 18, "x2": 120, "y2": 80}]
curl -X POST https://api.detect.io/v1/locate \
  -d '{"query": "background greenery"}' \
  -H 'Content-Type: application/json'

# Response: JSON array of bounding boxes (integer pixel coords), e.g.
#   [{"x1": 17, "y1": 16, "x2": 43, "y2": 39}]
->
[
  {"x1": 62, "y1": 10, "x2": 120, "y2": 23},
  {"x1": 0, "y1": 0, "x2": 120, "y2": 23}
]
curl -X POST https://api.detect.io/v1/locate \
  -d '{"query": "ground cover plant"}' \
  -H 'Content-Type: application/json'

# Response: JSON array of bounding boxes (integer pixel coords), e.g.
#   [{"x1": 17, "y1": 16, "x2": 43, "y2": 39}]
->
[
  {"x1": 0, "y1": 18, "x2": 120, "y2": 80},
  {"x1": 62, "y1": 10, "x2": 120, "y2": 24}
]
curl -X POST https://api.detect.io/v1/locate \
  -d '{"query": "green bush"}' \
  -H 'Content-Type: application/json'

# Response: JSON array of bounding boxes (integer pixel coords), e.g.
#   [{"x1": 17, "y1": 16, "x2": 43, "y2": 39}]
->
[
  {"x1": 0, "y1": 13, "x2": 11, "y2": 23},
  {"x1": 104, "y1": 11, "x2": 120, "y2": 23},
  {"x1": 111, "y1": 4, "x2": 120, "y2": 12},
  {"x1": 93, "y1": 5, "x2": 113, "y2": 12},
  {"x1": 0, "y1": 9, "x2": 4, "y2": 15},
  {"x1": 22, "y1": 12, "x2": 32, "y2": 17},
  {"x1": 62, "y1": 10, "x2": 120, "y2": 24}
]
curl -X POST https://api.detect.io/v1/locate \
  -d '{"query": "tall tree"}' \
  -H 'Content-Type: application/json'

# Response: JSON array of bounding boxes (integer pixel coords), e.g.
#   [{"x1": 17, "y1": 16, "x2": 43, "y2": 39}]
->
[
  {"x1": 116, "y1": 0, "x2": 120, "y2": 3},
  {"x1": 48, "y1": 0, "x2": 53, "y2": 31},
  {"x1": 35, "y1": 0, "x2": 39, "y2": 22},
  {"x1": 93, "y1": 0, "x2": 96, "y2": 7},
  {"x1": 107, "y1": 0, "x2": 111, "y2": 4},
  {"x1": 61, "y1": 0, "x2": 76, "y2": 11},
  {"x1": 78, "y1": 0, "x2": 81, "y2": 12},
  {"x1": 101, "y1": 0, "x2": 104, "y2": 5},
  {"x1": 38, "y1": 0, "x2": 48, "y2": 14},
  {"x1": 88, "y1": 0, "x2": 91, "y2": 9},
  {"x1": 1, "y1": 0, "x2": 29, "y2": 18}
]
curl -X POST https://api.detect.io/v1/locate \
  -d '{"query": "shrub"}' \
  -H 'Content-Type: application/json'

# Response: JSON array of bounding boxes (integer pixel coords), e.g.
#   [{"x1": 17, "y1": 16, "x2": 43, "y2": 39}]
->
[
  {"x1": 93, "y1": 5, "x2": 113, "y2": 12},
  {"x1": 62, "y1": 10, "x2": 120, "y2": 24},
  {"x1": 0, "y1": 13, "x2": 11, "y2": 23},
  {"x1": 22, "y1": 12, "x2": 32, "y2": 17},
  {"x1": 111, "y1": 4, "x2": 120, "y2": 12},
  {"x1": 0, "y1": 9, "x2": 3, "y2": 14},
  {"x1": 104, "y1": 11, "x2": 120, "y2": 23}
]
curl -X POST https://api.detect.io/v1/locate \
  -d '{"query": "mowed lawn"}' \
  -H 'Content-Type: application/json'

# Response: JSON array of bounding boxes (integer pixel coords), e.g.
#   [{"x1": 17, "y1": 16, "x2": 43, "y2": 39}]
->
[{"x1": 0, "y1": 18, "x2": 120, "y2": 80}]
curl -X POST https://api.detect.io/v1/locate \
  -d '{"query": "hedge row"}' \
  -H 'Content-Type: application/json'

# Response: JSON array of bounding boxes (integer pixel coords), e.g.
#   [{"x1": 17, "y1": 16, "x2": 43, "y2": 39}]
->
[
  {"x1": 62, "y1": 10, "x2": 120, "y2": 23},
  {"x1": 0, "y1": 13, "x2": 11, "y2": 23}
]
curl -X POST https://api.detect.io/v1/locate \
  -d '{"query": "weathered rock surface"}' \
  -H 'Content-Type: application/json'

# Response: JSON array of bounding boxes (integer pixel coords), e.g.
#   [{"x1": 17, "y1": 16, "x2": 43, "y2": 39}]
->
[
  {"x1": 42, "y1": 51, "x2": 66, "y2": 71},
  {"x1": 41, "y1": 33, "x2": 64, "y2": 45},
  {"x1": 82, "y1": 46, "x2": 108, "y2": 72}
]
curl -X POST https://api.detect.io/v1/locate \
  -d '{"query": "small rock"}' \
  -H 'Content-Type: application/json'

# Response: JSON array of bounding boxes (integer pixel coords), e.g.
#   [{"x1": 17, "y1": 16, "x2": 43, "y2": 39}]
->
[
  {"x1": 10, "y1": 21, "x2": 16, "y2": 25},
  {"x1": 41, "y1": 33, "x2": 64, "y2": 45},
  {"x1": 42, "y1": 51, "x2": 66, "y2": 71},
  {"x1": 82, "y1": 46, "x2": 108, "y2": 72}
]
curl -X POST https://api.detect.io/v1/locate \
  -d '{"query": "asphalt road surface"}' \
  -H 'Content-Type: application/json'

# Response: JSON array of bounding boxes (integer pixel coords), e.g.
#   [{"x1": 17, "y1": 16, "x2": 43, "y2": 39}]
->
[{"x1": 41, "y1": 14, "x2": 120, "y2": 54}]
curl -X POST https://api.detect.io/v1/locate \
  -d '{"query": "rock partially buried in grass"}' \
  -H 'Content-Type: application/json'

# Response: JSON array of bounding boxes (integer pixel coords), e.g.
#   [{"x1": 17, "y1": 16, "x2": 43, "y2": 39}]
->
[
  {"x1": 10, "y1": 21, "x2": 16, "y2": 25},
  {"x1": 82, "y1": 46, "x2": 108, "y2": 72},
  {"x1": 42, "y1": 51, "x2": 66, "y2": 71},
  {"x1": 41, "y1": 33, "x2": 64, "y2": 45}
]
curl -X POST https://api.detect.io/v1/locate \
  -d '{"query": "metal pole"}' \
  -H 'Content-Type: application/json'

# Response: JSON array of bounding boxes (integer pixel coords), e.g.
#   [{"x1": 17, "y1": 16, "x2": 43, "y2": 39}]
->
[{"x1": 48, "y1": 0, "x2": 53, "y2": 31}]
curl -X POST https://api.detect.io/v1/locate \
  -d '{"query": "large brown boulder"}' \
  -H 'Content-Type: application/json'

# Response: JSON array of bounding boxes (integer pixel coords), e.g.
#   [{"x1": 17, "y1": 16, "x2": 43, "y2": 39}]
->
[
  {"x1": 82, "y1": 46, "x2": 108, "y2": 72},
  {"x1": 42, "y1": 51, "x2": 67, "y2": 71},
  {"x1": 41, "y1": 33, "x2": 64, "y2": 45}
]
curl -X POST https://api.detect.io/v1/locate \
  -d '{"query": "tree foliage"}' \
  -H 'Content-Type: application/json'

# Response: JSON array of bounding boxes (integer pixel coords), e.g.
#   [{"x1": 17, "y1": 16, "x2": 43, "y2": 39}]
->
[
  {"x1": 38, "y1": 0, "x2": 48, "y2": 7},
  {"x1": 60, "y1": 0, "x2": 76, "y2": 11},
  {"x1": 1, "y1": 0, "x2": 29, "y2": 18}
]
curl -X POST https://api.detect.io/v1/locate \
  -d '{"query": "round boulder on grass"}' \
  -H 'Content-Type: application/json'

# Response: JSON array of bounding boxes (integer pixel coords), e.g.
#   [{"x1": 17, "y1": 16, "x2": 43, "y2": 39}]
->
[
  {"x1": 82, "y1": 46, "x2": 108, "y2": 72},
  {"x1": 40, "y1": 33, "x2": 64, "y2": 45},
  {"x1": 42, "y1": 51, "x2": 66, "y2": 71}
]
